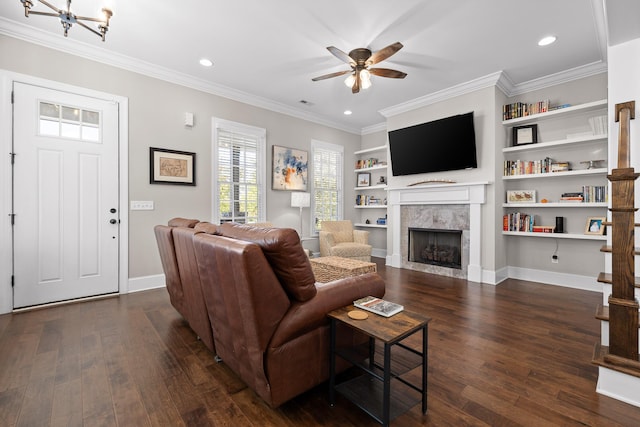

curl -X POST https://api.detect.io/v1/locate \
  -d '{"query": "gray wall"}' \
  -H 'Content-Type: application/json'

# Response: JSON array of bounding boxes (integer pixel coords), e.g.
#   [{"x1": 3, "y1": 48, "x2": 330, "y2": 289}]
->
[{"x1": 0, "y1": 35, "x2": 360, "y2": 278}]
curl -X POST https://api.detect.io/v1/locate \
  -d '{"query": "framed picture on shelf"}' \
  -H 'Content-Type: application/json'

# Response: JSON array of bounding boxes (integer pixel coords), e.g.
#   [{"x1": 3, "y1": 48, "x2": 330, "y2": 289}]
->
[
  {"x1": 357, "y1": 172, "x2": 371, "y2": 187},
  {"x1": 149, "y1": 147, "x2": 196, "y2": 185},
  {"x1": 506, "y1": 190, "x2": 536, "y2": 203},
  {"x1": 585, "y1": 217, "x2": 606, "y2": 235},
  {"x1": 512, "y1": 124, "x2": 538, "y2": 146}
]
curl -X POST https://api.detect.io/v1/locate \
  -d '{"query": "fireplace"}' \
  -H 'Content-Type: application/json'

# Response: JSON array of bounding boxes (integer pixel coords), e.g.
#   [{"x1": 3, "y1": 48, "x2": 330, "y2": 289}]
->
[
  {"x1": 409, "y1": 228, "x2": 462, "y2": 269},
  {"x1": 388, "y1": 182, "x2": 487, "y2": 282}
]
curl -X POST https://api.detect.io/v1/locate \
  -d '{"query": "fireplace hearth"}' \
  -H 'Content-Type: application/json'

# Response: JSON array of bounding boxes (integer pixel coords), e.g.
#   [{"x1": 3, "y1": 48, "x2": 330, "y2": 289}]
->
[{"x1": 409, "y1": 228, "x2": 462, "y2": 269}]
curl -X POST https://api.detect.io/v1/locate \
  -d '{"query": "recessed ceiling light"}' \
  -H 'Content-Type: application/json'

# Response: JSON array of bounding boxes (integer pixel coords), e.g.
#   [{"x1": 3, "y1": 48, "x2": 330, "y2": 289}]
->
[
  {"x1": 344, "y1": 110, "x2": 353, "y2": 115},
  {"x1": 538, "y1": 36, "x2": 557, "y2": 46},
  {"x1": 199, "y1": 58, "x2": 213, "y2": 67}
]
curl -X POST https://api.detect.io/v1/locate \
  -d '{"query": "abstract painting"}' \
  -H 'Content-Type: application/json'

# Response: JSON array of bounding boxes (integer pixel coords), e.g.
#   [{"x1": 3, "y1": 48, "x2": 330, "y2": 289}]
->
[{"x1": 272, "y1": 145, "x2": 308, "y2": 191}]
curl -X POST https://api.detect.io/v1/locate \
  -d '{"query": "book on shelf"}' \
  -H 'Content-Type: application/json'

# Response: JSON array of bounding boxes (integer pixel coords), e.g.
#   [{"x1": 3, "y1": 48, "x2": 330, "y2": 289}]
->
[
  {"x1": 355, "y1": 158, "x2": 378, "y2": 169},
  {"x1": 503, "y1": 212, "x2": 534, "y2": 232},
  {"x1": 532, "y1": 225, "x2": 555, "y2": 233},
  {"x1": 502, "y1": 100, "x2": 551, "y2": 121},
  {"x1": 353, "y1": 296, "x2": 403, "y2": 317},
  {"x1": 559, "y1": 192, "x2": 584, "y2": 203},
  {"x1": 504, "y1": 158, "x2": 553, "y2": 176},
  {"x1": 551, "y1": 162, "x2": 570, "y2": 172}
]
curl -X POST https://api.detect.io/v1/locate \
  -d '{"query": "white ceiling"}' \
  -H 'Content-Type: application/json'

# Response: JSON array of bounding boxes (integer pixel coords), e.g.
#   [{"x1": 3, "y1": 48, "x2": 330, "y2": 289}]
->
[{"x1": 0, "y1": 1, "x2": 638, "y2": 134}]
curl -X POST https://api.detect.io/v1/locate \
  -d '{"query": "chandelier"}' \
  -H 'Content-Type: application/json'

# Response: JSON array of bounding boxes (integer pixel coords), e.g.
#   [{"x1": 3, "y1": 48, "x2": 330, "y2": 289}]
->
[{"x1": 20, "y1": 0, "x2": 113, "y2": 42}]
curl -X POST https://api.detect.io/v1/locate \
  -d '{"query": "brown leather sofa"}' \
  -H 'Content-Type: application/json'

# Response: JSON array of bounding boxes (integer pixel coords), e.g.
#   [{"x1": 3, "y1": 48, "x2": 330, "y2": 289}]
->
[
  {"x1": 154, "y1": 218, "x2": 215, "y2": 353},
  {"x1": 191, "y1": 223, "x2": 386, "y2": 407}
]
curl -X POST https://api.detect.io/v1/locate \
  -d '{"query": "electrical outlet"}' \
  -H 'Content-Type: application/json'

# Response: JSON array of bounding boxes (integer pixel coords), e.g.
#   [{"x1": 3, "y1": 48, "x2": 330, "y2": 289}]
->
[
  {"x1": 552, "y1": 255, "x2": 559, "y2": 264},
  {"x1": 131, "y1": 201, "x2": 154, "y2": 210}
]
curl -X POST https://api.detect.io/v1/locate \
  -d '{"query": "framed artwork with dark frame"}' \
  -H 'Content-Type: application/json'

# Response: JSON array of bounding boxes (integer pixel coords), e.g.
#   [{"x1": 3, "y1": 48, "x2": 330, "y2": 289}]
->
[
  {"x1": 584, "y1": 217, "x2": 606, "y2": 235},
  {"x1": 512, "y1": 124, "x2": 538, "y2": 146},
  {"x1": 150, "y1": 147, "x2": 196, "y2": 186},
  {"x1": 357, "y1": 172, "x2": 371, "y2": 187}
]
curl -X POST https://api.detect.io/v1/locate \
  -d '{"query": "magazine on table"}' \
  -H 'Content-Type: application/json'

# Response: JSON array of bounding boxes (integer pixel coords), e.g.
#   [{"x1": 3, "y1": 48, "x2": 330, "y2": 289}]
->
[{"x1": 353, "y1": 296, "x2": 404, "y2": 317}]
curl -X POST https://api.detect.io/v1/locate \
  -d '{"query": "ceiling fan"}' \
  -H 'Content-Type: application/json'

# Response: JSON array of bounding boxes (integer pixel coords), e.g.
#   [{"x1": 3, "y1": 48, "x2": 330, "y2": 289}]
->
[{"x1": 312, "y1": 42, "x2": 407, "y2": 93}]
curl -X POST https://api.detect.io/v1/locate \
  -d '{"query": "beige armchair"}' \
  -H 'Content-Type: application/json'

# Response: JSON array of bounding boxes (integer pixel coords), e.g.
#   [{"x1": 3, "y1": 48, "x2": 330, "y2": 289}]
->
[{"x1": 319, "y1": 220, "x2": 372, "y2": 261}]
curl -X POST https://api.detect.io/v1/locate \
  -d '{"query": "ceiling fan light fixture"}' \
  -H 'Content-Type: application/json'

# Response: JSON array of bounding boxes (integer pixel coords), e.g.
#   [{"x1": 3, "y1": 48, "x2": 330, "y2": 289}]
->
[
  {"x1": 344, "y1": 73, "x2": 356, "y2": 88},
  {"x1": 360, "y1": 69, "x2": 372, "y2": 89}
]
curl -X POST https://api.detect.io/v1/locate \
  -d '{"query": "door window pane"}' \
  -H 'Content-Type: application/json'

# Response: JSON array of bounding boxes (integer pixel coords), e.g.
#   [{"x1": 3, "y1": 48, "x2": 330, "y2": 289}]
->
[{"x1": 38, "y1": 101, "x2": 101, "y2": 143}]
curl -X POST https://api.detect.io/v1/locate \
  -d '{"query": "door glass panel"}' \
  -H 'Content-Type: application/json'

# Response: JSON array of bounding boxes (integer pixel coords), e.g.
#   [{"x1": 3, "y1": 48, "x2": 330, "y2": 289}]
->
[
  {"x1": 82, "y1": 126, "x2": 99, "y2": 142},
  {"x1": 39, "y1": 102, "x2": 59, "y2": 118},
  {"x1": 39, "y1": 119, "x2": 59, "y2": 136},
  {"x1": 82, "y1": 110, "x2": 99, "y2": 125},
  {"x1": 61, "y1": 122, "x2": 81, "y2": 139},
  {"x1": 61, "y1": 106, "x2": 80, "y2": 122},
  {"x1": 38, "y1": 101, "x2": 101, "y2": 142}
]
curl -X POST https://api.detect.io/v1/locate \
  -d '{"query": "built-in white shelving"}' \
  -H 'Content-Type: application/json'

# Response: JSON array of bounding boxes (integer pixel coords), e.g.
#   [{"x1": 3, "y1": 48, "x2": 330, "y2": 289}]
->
[
  {"x1": 502, "y1": 202, "x2": 607, "y2": 208},
  {"x1": 501, "y1": 99, "x2": 607, "y2": 126},
  {"x1": 354, "y1": 145, "x2": 388, "y2": 236},
  {"x1": 502, "y1": 231, "x2": 607, "y2": 241},
  {"x1": 502, "y1": 98, "x2": 608, "y2": 240},
  {"x1": 502, "y1": 133, "x2": 607, "y2": 153},
  {"x1": 354, "y1": 223, "x2": 387, "y2": 229},
  {"x1": 502, "y1": 168, "x2": 607, "y2": 180}
]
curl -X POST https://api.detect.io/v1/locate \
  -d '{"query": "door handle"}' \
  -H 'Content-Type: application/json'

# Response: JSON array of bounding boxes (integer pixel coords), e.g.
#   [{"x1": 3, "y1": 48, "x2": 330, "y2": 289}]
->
[{"x1": 110, "y1": 219, "x2": 117, "y2": 224}]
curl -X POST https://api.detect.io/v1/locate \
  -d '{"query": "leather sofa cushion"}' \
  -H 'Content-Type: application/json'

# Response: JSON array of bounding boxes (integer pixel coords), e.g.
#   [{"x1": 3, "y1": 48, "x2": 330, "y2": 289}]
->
[
  {"x1": 168, "y1": 217, "x2": 199, "y2": 228},
  {"x1": 194, "y1": 222, "x2": 219, "y2": 234},
  {"x1": 218, "y1": 223, "x2": 317, "y2": 302}
]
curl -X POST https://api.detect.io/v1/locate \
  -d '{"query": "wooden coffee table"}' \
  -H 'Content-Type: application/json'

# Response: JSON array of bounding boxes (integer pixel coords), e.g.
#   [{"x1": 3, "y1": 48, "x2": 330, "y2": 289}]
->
[{"x1": 328, "y1": 305, "x2": 430, "y2": 426}]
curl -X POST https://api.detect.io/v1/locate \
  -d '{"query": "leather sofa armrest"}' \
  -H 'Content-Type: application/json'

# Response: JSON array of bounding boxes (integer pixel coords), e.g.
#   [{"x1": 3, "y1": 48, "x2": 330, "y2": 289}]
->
[
  {"x1": 353, "y1": 229, "x2": 370, "y2": 245},
  {"x1": 269, "y1": 272, "x2": 385, "y2": 348}
]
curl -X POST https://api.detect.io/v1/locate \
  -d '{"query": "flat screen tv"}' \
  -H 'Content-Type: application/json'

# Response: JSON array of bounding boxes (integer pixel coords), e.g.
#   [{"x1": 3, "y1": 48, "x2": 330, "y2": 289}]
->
[{"x1": 388, "y1": 112, "x2": 477, "y2": 176}]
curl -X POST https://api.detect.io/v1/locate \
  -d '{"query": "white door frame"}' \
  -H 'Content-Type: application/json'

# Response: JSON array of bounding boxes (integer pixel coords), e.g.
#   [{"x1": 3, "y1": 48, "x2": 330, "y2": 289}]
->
[{"x1": 0, "y1": 70, "x2": 129, "y2": 314}]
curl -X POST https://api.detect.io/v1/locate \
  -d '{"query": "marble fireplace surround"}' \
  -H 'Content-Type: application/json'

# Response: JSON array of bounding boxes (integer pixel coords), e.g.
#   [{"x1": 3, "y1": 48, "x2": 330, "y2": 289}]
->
[{"x1": 387, "y1": 182, "x2": 488, "y2": 282}]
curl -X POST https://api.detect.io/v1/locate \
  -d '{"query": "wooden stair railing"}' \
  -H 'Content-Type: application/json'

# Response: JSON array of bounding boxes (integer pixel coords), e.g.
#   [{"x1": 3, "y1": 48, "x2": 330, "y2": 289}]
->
[{"x1": 593, "y1": 100, "x2": 640, "y2": 374}]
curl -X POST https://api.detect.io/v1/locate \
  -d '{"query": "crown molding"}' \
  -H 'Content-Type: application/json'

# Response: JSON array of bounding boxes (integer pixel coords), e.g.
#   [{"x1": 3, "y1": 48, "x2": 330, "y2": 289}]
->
[
  {"x1": 379, "y1": 71, "x2": 504, "y2": 118},
  {"x1": 361, "y1": 122, "x2": 387, "y2": 135},
  {"x1": 505, "y1": 61, "x2": 608, "y2": 96},
  {"x1": 0, "y1": 18, "x2": 361, "y2": 135}
]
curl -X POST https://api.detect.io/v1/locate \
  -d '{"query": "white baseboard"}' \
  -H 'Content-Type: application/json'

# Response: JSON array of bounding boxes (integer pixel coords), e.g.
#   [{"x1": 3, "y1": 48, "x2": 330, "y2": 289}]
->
[
  {"x1": 372, "y1": 247, "x2": 387, "y2": 259},
  {"x1": 597, "y1": 367, "x2": 640, "y2": 408},
  {"x1": 481, "y1": 267, "x2": 509, "y2": 285},
  {"x1": 507, "y1": 266, "x2": 601, "y2": 292},
  {"x1": 127, "y1": 274, "x2": 166, "y2": 293}
]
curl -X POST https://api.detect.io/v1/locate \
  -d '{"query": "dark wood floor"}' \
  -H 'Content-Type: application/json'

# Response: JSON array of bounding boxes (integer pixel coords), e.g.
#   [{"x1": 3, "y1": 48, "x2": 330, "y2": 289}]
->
[{"x1": 2, "y1": 260, "x2": 640, "y2": 426}]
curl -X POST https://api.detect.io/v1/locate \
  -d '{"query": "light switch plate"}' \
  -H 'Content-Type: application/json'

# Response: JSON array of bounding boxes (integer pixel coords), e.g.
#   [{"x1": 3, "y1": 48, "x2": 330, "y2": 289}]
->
[{"x1": 131, "y1": 201, "x2": 154, "y2": 210}]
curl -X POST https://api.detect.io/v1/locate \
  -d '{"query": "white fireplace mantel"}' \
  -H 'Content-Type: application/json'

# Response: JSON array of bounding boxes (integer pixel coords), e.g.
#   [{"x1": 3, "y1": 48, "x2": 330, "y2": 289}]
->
[{"x1": 387, "y1": 182, "x2": 488, "y2": 282}]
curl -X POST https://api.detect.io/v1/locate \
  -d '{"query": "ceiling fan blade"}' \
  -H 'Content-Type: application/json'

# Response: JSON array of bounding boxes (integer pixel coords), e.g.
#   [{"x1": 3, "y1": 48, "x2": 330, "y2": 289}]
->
[
  {"x1": 366, "y1": 42, "x2": 403, "y2": 66},
  {"x1": 327, "y1": 46, "x2": 356, "y2": 66},
  {"x1": 311, "y1": 69, "x2": 352, "y2": 81},
  {"x1": 369, "y1": 68, "x2": 407, "y2": 79}
]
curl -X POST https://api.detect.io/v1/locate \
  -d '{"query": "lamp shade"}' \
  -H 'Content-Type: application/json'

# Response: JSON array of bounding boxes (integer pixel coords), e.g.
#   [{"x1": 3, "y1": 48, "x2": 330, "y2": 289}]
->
[{"x1": 291, "y1": 192, "x2": 311, "y2": 208}]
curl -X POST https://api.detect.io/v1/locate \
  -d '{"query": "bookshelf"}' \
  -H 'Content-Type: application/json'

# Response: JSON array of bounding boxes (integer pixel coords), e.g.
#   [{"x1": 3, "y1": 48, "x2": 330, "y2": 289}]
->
[
  {"x1": 354, "y1": 145, "x2": 388, "y2": 229},
  {"x1": 502, "y1": 98, "x2": 608, "y2": 239}
]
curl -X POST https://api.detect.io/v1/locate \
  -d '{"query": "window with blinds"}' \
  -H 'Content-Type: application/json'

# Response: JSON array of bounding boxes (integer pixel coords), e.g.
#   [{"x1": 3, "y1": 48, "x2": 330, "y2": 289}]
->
[
  {"x1": 311, "y1": 140, "x2": 343, "y2": 233},
  {"x1": 212, "y1": 119, "x2": 266, "y2": 224}
]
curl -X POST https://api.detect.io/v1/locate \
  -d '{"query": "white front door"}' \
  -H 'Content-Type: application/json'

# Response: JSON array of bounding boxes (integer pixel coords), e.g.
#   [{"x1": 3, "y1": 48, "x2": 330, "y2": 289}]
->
[{"x1": 12, "y1": 82, "x2": 120, "y2": 308}]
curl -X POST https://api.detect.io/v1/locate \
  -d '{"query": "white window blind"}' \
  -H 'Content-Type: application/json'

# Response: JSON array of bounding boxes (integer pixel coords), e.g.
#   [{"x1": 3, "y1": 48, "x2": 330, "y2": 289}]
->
[
  {"x1": 212, "y1": 119, "x2": 266, "y2": 224},
  {"x1": 311, "y1": 140, "x2": 343, "y2": 233}
]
